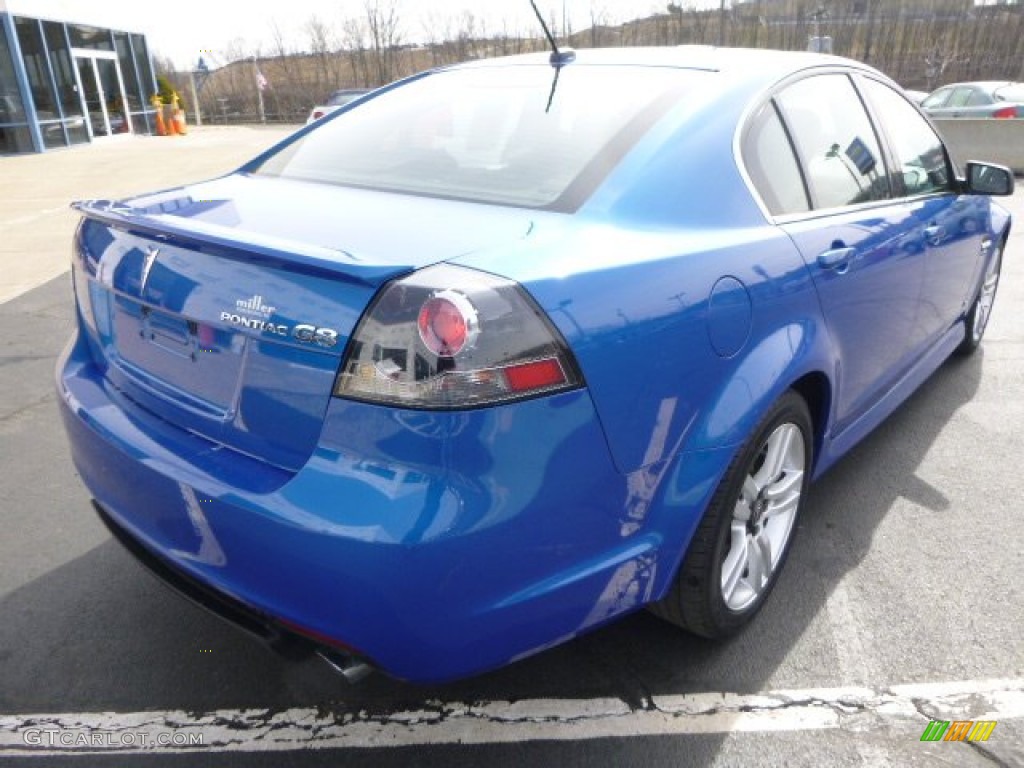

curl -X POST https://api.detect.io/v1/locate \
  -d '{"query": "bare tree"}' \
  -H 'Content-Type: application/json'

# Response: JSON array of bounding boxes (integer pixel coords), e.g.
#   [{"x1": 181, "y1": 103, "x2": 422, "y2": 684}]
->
[
  {"x1": 364, "y1": 0, "x2": 402, "y2": 85},
  {"x1": 306, "y1": 15, "x2": 344, "y2": 92},
  {"x1": 342, "y1": 15, "x2": 370, "y2": 87},
  {"x1": 166, "y1": 0, "x2": 1024, "y2": 124}
]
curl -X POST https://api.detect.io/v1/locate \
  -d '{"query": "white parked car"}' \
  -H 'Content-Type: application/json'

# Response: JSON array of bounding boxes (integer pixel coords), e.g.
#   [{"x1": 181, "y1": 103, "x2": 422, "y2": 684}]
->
[{"x1": 306, "y1": 88, "x2": 372, "y2": 124}]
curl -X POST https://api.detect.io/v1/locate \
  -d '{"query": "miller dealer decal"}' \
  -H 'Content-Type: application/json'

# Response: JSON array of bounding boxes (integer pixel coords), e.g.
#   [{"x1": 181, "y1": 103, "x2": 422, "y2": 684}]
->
[{"x1": 221, "y1": 295, "x2": 339, "y2": 347}]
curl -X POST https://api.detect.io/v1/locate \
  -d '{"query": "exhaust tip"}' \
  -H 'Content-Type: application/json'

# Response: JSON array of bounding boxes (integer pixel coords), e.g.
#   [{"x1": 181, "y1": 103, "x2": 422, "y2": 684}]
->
[{"x1": 316, "y1": 649, "x2": 375, "y2": 683}]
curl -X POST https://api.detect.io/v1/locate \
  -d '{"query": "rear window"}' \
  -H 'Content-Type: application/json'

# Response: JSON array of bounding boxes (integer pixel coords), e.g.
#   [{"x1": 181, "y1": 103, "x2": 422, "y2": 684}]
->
[
  {"x1": 994, "y1": 83, "x2": 1024, "y2": 102},
  {"x1": 253, "y1": 65, "x2": 696, "y2": 210},
  {"x1": 326, "y1": 90, "x2": 368, "y2": 107}
]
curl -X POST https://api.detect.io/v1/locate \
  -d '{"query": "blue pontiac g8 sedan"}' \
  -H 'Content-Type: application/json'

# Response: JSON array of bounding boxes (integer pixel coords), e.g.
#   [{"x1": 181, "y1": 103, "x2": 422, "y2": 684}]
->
[{"x1": 57, "y1": 47, "x2": 1012, "y2": 683}]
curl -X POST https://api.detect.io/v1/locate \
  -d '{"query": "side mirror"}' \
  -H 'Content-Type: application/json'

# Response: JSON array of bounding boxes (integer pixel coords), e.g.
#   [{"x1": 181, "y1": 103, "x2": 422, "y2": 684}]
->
[{"x1": 964, "y1": 161, "x2": 1015, "y2": 196}]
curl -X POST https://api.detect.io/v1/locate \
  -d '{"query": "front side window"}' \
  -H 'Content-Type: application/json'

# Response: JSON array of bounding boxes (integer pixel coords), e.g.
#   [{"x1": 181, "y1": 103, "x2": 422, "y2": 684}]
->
[
  {"x1": 859, "y1": 78, "x2": 952, "y2": 197},
  {"x1": 921, "y1": 87, "x2": 952, "y2": 109},
  {"x1": 776, "y1": 74, "x2": 889, "y2": 210},
  {"x1": 253, "y1": 65, "x2": 697, "y2": 210}
]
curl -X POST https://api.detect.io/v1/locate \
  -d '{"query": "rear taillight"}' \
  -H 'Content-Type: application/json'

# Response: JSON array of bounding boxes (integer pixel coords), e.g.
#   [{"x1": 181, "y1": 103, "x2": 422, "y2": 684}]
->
[
  {"x1": 334, "y1": 264, "x2": 582, "y2": 409},
  {"x1": 993, "y1": 106, "x2": 1017, "y2": 119}
]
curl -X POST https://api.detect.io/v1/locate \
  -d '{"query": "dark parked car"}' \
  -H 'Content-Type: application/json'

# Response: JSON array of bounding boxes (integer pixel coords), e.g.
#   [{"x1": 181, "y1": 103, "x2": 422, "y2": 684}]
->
[
  {"x1": 922, "y1": 81, "x2": 1024, "y2": 118},
  {"x1": 58, "y1": 47, "x2": 1012, "y2": 684}
]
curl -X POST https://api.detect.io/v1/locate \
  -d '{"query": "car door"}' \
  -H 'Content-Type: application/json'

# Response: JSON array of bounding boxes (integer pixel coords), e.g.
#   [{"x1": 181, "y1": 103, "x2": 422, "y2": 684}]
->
[
  {"x1": 857, "y1": 77, "x2": 988, "y2": 349},
  {"x1": 771, "y1": 73, "x2": 928, "y2": 433}
]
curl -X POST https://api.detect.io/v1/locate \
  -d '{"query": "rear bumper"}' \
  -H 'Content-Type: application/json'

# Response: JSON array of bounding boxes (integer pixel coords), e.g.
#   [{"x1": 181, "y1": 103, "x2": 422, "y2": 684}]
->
[
  {"x1": 57, "y1": 327, "x2": 725, "y2": 682},
  {"x1": 92, "y1": 499, "x2": 323, "y2": 659}
]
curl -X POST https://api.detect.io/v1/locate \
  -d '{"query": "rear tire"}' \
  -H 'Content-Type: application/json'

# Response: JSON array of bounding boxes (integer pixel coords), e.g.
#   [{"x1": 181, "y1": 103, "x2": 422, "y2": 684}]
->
[
  {"x1": 956, "y1": 243, "x2": 1002, "y2": 356},
  {"x1": 652, "y1": 391, "x2": 812, "y2": 638}
]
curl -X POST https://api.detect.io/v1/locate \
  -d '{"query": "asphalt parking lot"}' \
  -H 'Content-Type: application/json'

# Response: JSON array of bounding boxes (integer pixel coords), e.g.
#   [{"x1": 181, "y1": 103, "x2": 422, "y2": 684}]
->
[{"x1": 1, "y1": 127, "x2": 1022, "y2": 767}]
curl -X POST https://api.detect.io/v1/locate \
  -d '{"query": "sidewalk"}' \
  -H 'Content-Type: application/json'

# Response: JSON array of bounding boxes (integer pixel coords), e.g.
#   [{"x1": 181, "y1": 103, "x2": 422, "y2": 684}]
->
[{"x1": 0, "y1": 125, "x2": 296, "y2": 305}]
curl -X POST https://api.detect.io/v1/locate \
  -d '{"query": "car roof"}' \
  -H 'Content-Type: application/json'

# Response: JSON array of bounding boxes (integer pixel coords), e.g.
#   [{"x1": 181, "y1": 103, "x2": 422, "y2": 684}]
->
[
  {"x1": 448, "y1": 46, "x2": 881, "y2": 89},
  {"x1": 933, "y1": 81, "x2": 1015, "y2": 92}
]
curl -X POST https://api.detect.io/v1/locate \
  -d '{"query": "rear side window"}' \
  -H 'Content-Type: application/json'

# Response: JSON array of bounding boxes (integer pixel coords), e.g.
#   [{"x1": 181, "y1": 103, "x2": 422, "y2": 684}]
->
[
  {"x1": 776, "y1": 74, "x2": 890, "y2": 210},
  {"x1": 859, "y1": 78, "x2": 952, "y2": 197},
  {"x1": 742, "y1": 101, "x2": 809, "y2": 216},
  {"x1": 965, "y1": 89, "x2": 992, "y2": 107}
]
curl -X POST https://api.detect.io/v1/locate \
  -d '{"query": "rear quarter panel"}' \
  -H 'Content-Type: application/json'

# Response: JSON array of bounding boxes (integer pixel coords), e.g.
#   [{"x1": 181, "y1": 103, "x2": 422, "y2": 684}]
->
[{"x1": 459, "y1": 89, "x2": 836, "y2": 476}]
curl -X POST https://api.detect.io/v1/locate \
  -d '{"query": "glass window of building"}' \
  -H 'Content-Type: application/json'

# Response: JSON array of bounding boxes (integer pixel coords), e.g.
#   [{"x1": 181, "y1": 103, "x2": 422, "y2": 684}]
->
[
  {"x1": 15, "y1": 18, "x2": 59, "y2": 121},
  {"x1": 0, "y1": 21, "x2": 32, "y2": 152},
  {"x1": 114, "y1": 32, "x2": 142, "y2": 111},
  {"x1": 130, "y1": 33, "x2": 155, "y2": 133},
  {"x1": 15, "y1": 17, "x2": 70, "y2": 148},
  {"x1": 43, "y1": 21, "x2": 88, "y2": 146},
  {"x1": 67, "y1": 24, "x2": 113, "y2": 51},
  {"x1": 1, "y1": 14, "x2": 154, "y2": 153}
]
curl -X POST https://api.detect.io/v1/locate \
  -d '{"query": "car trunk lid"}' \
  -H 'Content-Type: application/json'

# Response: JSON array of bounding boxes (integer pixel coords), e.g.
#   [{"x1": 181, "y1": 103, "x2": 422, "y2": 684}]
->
[{"x1": 73, "y1": 175, "x2": 536, "y2": 472}]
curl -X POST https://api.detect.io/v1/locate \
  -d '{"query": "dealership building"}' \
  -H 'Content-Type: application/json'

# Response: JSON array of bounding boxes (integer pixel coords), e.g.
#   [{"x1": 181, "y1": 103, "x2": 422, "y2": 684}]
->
[{"x1": 0, "y1": 0, "x2": 157, "y2": 153}]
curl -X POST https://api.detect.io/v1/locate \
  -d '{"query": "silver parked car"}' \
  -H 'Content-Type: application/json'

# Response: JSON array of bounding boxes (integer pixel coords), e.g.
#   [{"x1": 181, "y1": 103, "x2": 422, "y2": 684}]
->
[{"x1": 921, "y1": 81, "x2": 1024, "y2": 118}]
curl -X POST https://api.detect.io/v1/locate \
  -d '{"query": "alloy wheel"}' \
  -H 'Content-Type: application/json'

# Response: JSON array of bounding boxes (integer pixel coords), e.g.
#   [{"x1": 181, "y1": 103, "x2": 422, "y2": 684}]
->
[{"x1": 720, "y1": 422, "x2": 805, "y2": 612}]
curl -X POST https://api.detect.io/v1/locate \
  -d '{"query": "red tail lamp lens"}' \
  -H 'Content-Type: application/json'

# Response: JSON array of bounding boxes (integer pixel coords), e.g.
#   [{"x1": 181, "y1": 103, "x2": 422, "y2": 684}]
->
[
  {"x1": 504, "y1": 358, "x2": 567, "y2": 392},
  {"x1": 993, "y1": 106, "x2": 1016, "y2": 119},
  {"x1": 418, "y1": 294, "x2": 472, "y2": 356}
]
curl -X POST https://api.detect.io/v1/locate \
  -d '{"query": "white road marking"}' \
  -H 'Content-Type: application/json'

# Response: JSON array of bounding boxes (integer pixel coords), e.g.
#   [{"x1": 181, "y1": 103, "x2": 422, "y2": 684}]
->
[
  {"x1": 0, "y1": 677, "x2": 1021, "y2": 756},
  {"x1": 822, "y1": 579, "x2": 890, "y2": 764},
  {"x1": 0, "y1": 205, "x2": 68, "y2": 229}
]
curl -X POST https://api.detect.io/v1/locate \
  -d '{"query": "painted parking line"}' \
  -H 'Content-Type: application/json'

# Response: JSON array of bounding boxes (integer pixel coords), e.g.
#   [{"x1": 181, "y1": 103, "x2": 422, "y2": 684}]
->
[{"x1": 1, "y1": 677, "x2": 1022, "y2": 756}]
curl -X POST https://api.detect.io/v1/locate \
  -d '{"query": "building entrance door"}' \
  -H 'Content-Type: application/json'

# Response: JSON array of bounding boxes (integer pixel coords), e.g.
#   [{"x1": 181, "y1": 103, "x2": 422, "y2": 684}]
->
[{"x1": 73, "y1": 52, "x2": 130, "y2": 139}]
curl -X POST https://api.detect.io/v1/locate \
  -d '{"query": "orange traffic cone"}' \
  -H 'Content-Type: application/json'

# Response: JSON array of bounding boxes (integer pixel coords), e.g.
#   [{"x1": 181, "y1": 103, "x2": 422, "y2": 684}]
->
[
  {"x1": 174, "y1": 109, "x2": 188, "y2": 135},
  {"x1": 154, "y1": 109, "x2": 167, "y2": 136}
]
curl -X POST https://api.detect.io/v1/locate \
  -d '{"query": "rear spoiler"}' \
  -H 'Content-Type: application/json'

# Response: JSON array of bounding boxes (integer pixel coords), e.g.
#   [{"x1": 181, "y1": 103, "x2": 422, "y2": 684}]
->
[{"x1": 72, "y1": 198, "x2": 409, "y2": 288}]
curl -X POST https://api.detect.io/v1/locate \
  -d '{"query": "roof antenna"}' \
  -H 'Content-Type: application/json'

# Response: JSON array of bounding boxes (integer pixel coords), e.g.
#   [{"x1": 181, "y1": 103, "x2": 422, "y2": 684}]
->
[{"x1": 529, "y1": 0, "x2": 575, "y2": 67}]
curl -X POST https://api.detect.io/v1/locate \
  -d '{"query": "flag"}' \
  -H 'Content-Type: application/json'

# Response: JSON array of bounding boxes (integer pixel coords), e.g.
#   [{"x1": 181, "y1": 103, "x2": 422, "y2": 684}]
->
[{"x1": 255, "y1": 67, "x2": 269, "y2": 91}]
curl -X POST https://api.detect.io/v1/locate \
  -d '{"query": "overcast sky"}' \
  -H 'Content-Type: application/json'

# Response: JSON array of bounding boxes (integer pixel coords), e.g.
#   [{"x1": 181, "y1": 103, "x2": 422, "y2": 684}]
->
[{"x1": 39, "y1": 0, "x2": 705, "y2": 69}]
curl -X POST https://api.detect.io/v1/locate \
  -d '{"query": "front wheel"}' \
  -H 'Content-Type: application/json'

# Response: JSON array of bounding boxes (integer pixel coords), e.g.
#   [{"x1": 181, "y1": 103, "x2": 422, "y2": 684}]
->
[
  {"x1": 652, "y1": 391, "x2": 813, "y2": 638},
  {"x1": 957, "y1": 243, "x2": 1002, "y2": 356}
]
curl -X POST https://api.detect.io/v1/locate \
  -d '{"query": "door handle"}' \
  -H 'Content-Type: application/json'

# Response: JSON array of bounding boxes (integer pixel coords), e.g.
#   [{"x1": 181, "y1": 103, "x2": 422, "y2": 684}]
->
[
  {"x1": 817, "y1": 247, "x2": 856, "y2": 271},
  {"x1": 924, "y1": 225, "x2": 946, "y2": 245}
]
